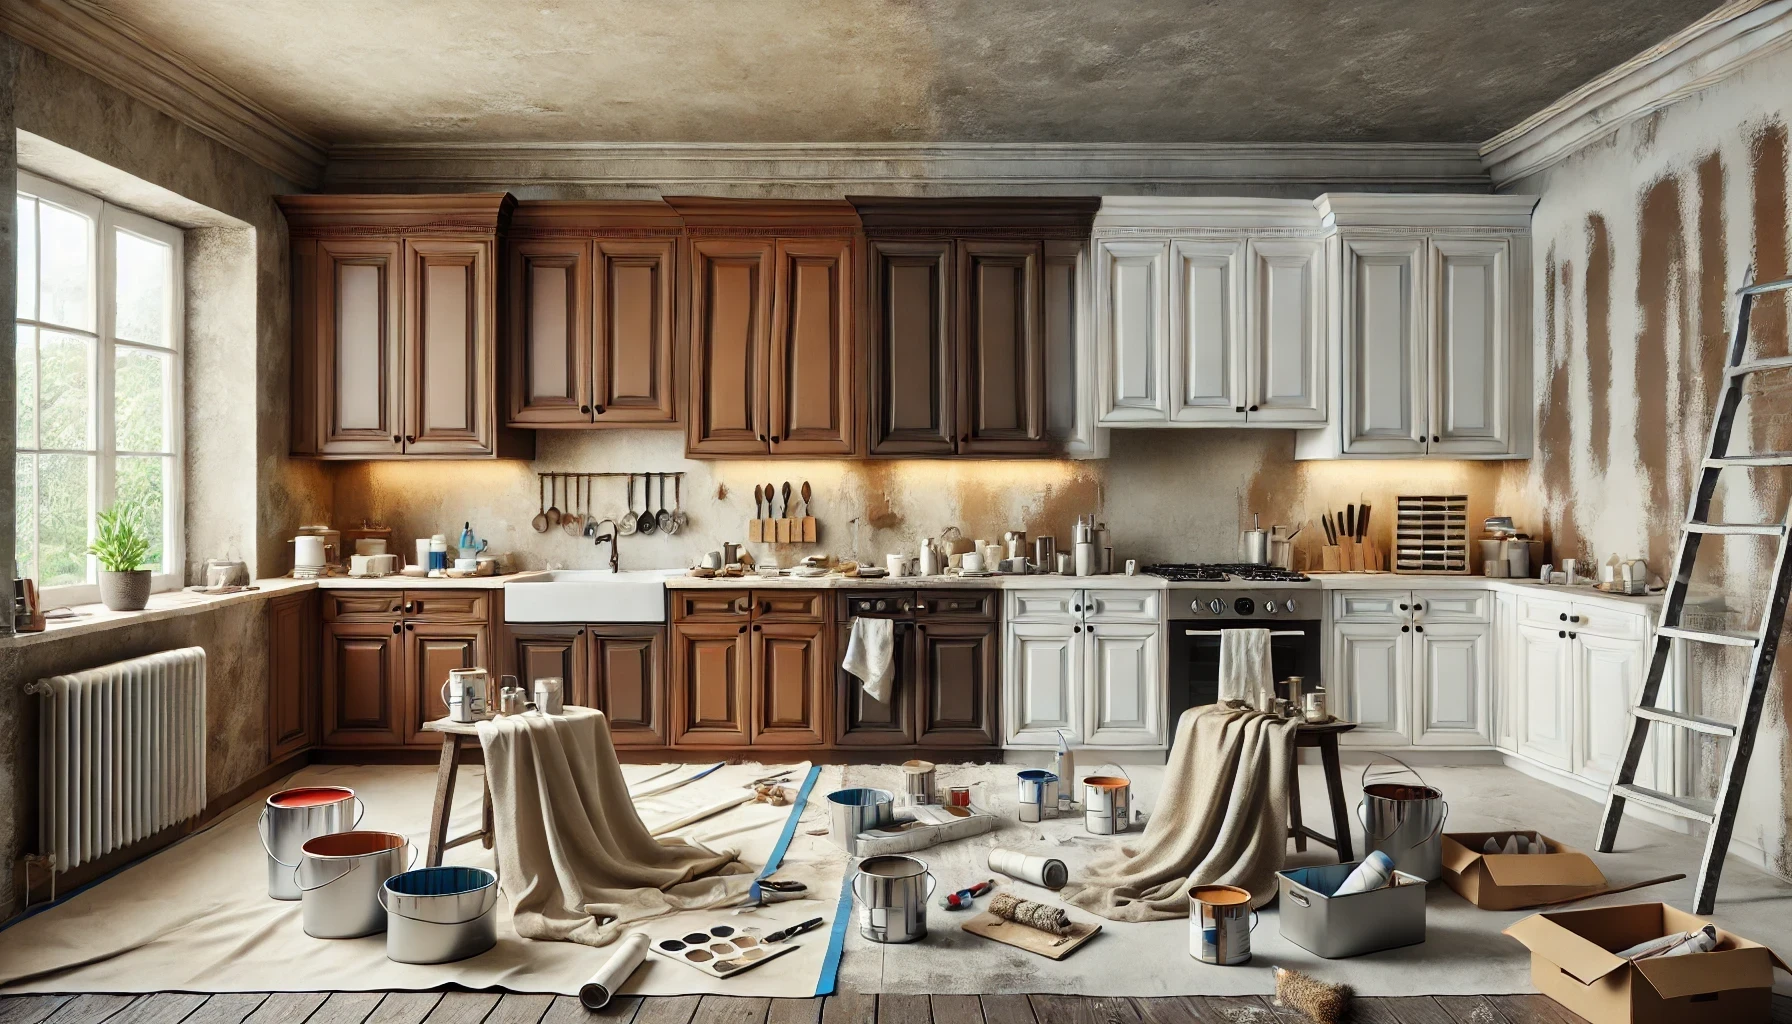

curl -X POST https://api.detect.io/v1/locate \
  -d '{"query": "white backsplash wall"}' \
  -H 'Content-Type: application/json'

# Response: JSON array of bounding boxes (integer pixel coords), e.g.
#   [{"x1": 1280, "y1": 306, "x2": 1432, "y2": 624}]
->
[{"x1": 326, "y1": 428, "x2": 1514, "y2": 574}]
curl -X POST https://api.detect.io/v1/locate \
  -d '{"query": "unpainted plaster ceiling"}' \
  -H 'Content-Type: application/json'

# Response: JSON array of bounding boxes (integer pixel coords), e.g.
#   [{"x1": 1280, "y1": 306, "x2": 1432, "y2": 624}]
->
[{"x1": 92, "y1": 0, "x2": 1724, "y2": 145}]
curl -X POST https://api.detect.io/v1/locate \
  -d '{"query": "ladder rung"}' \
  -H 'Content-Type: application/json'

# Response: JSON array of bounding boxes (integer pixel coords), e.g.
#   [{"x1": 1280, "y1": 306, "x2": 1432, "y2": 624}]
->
[
  {"x1": 1632, "y1": 706, "x2": 1738, "y2": 737},
  {"x1": 1728, "y1": 355, "x2": 1792, "y2": 376},
  {"x1": 1704, "y1": 453, "x2": 1792, "y2": 468},
  {"x1": 1612, "y1": 783, "x2": 1716, "y2": 824},
  {"x1": 1658, "y1": 625, "x2": 1760, "y2": 647},
  {"x1": 1740, "y1": 276, "x2": 1792, "y2": 295},
  {"x1": 1686, "y1": 521, "x2": 1788, "y2": 536}
]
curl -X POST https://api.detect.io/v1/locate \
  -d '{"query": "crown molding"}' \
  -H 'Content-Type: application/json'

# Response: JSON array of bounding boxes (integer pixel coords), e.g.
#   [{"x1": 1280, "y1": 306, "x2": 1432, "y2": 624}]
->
[
  {"x1": 0, "y1": 0, "x2": 326, "y2": 187},
  {"x1": 321, "y1": 141, "x2": 1489, "y2": 193},
  {"x1": 1481, "y1": 0, "x2": 1792, "y2": 187}
]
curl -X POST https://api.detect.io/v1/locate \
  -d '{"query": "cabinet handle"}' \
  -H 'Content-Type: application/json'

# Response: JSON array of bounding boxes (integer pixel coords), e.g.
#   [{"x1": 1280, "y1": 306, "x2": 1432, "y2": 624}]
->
[
  {"x1": 1234, "y1": 406, "x2": 1245, "y2": 413},
  {"x1": 1571, "y1": 615, "x2": 1581, "y2": 623},
  {"x1": 1401, "y1": 625, "x2": 1410, "y2": 633},
  {"x1": 1074, "y1": 604, "x2": 1082, "y2": 612},
  {"x1": 581, "y1": 405, "x2": 591, "y2": 414},
  {"x1": 901, "y1": 602, "x2": 912, "y2": 613}
]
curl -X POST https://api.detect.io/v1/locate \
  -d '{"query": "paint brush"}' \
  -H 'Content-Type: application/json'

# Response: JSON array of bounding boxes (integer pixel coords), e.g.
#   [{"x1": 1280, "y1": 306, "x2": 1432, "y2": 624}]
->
[{"x1": 764, "y1": 916, "x2": 826, "y2": 943}]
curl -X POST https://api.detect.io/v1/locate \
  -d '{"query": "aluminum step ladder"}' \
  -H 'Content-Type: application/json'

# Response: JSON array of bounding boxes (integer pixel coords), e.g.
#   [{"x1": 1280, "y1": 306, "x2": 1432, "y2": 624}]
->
[{"x1": 1597, "y1": 267, "x2": 1792, "y2": 915}]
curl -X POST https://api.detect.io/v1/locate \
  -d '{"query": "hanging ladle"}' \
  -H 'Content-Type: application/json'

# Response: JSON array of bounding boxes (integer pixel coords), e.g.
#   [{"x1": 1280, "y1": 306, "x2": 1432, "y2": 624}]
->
[
  {"x1": 656, "y1": 473, "x2": 674, "y2": 534},
  {"x1": 531, "y1": 475, "x2": 550, "y2": 533},
  {"x1": 619, "y1": 473, "x2": 638, "y2": 536},
  {"x1": 544, "y1": 473, "x2": 563, "y2": 530},
  {"x1": 636, "y1": 472, "x2": 658, "y2": 535}
]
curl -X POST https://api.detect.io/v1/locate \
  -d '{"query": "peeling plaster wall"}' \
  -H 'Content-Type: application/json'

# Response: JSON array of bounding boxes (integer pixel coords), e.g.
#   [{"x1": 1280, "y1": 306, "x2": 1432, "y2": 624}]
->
[{"x1": 1498, "y1": 45, "x2": 1792, "y2": 873}]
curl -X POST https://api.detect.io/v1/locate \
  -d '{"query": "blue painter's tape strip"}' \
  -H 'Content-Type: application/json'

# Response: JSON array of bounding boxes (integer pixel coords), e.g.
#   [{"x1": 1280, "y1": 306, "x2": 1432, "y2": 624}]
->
[
  {"x1": 814, "y1": 865, "x2": 854, "y2": 996},
  {"x1": 750, "y1": 764, "x2": 821, "y2": 903}
]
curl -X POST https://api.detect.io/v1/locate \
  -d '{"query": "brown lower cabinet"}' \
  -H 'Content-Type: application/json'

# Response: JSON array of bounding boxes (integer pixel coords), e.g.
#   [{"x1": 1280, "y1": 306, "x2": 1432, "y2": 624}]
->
[
  {"x1": 915, "y1": 620, "x2": 999, "y2": 746},
  {"x1": 671, "y1": 619, "x2": 753, "y2": 746},
  {"x1": 832, "y1": 590, "x2": 999, "y2": 749},
  {"x1": 268, "y1": 590, "x2": 320, "y2": 760},
  {"x1": 590, "y1": 626, "x2": 667, "y2": 747},
  {"x1": 834, "y1": 620, "x2": 917, "y2": 747},
  {"x1": 321, "y1": 619, "x2": 407, "y2": 747},
  {"x1": 319, "y1": 588, "x2": 493, "y2": 750}
]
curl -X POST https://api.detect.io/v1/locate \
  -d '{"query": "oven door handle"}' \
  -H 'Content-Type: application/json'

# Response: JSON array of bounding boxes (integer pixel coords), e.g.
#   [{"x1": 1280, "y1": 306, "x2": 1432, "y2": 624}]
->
[{"x1": 1184, "y1": 629, "x2": 1308, "y2": 637}]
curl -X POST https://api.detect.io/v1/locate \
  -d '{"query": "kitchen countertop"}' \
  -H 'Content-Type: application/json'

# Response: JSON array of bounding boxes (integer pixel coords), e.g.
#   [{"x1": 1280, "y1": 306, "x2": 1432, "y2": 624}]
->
[
  {"x1": 306, "y1": 573, "x2": 523, "y2": 590},
  {"x1": 1311, "y1": 572, "x2": 1664, "y2": 611},
  {"x1": 662, "y1": 571, "x2": 1167, "y2": 590}
]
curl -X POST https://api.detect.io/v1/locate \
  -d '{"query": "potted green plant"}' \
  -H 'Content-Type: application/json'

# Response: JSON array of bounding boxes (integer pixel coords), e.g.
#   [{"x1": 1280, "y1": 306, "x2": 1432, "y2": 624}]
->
[{"x1": 89, "y1": 500, "x2": 154, "y2": 611}]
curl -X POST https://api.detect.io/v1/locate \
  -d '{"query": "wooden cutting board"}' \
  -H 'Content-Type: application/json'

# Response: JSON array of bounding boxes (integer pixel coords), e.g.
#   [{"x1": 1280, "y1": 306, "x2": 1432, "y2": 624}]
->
[{"x1": 961, "y1": 910, "x2": 1101, "y2": 960}]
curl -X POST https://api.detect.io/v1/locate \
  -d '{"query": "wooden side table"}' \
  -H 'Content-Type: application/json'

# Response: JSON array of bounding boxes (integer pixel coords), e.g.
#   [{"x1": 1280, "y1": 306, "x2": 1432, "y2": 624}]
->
[
  {"x1": 1288, "y1": 719, "x2": 1357, "y2": 862},
  {"x1": 421, "y1": 718, "x2": 494, "y2": 867}
]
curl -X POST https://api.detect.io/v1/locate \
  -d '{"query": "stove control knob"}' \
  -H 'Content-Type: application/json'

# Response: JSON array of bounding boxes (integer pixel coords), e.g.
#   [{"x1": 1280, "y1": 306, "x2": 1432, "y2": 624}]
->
[
  {"x1": 1263, "y1": 600, "x2": 1278, "y2": 615},
  {"x1": 1285, "y1": 598, "x2": 1298, "y2": 614},
  {"x1": 1233, "y1": 597, "x2": 1255, "y2": 616},
  {"x1": 1209, "y1": 598, "x2": 1225, "y2": 615}
]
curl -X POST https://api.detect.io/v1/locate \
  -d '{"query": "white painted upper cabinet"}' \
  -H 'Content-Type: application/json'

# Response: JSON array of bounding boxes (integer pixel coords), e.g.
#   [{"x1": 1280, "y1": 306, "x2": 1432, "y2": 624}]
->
[
  {"x1": 1339, "y1": 235, "x2": 1428, "y2": 455},
  {"x1": 1169, "y1": 240, "x2": 1246, "y2": 423},
  {"x1": 1247, "y1": 238, "x2": 1326, "y2": 424},
  {"x1": 1095, "y1": 238, "x2": 1170, "y2": 423},
  {"x1": 1430, "y1": 237, "x2": 1512, "y2": 455}
]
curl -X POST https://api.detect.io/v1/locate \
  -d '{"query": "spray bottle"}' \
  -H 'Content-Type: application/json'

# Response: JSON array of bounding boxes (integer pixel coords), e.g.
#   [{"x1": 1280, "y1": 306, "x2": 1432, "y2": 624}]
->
[{"x1": 1053, "y1": 729, "x2": 1076, "y2": 814}]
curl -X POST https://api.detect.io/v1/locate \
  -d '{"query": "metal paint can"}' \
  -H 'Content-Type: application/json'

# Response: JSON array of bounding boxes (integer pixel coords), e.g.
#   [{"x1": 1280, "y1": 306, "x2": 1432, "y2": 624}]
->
[
  {"x1": 900, "y1": 760, "x2": 936, "y2": 806},
  {"x1": 1356, "y1": 757, "x2": 1449, "y2": 882},
  {"x1": 381, "y1": 866, "x2": 500, "y2": 964},
  {"x1": 946, "y1": 785, "x2": 973, "y2": 807},
  {"x1": 987, "y1": 847, "x2": 1069, "y2": 890},
  {"x1": 853, "y1": 854, "x2": 936, "y2": 943},
  {"x1": 1015, "y1": 769, "x2": 1059, "y2": 823},
  {"x1": 258, "y1": 785, "x2": 362, "y2": 901},
  {"x1": 826, "y1": 787, "x2": 895, "y2": 855},
  {"x1": 1189, "y1": 884, "x2": 1258, "y2": 965},
  {"x1": 296, "y1": 830, "x2": 413, "y2": 939},
  {"x1": 1082, "y1": 770, "x2": 1131, "y2": 835}
]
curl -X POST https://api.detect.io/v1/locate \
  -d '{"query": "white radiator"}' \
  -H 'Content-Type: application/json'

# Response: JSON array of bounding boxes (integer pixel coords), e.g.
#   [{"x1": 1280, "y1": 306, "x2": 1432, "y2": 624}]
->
[{"x1": 31, "y1": 647, "x2": 207, "y2": 871}]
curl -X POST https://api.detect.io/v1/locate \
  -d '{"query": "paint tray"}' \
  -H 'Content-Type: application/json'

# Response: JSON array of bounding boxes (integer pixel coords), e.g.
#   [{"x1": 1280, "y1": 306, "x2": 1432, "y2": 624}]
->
[{"x1": 647, "y1": 924, "x2": 800, "y2": 979}]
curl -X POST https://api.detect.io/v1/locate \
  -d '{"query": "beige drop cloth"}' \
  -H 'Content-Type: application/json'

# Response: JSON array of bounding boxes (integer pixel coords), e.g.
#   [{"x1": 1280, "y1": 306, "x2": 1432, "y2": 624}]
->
[
  {"x1": 476, "y1": 709, "x2": 752, "y2": 945},
  {"x1": 1062, "y1": 704, "x2": 1298, "y2": 919}
]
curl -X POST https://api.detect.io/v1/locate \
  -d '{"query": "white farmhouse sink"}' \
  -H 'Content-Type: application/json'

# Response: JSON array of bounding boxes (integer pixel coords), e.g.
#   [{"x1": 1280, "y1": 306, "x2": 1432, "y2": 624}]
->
[{"x1": 504, "y1": 568, "x2": 683, "y2": 623}]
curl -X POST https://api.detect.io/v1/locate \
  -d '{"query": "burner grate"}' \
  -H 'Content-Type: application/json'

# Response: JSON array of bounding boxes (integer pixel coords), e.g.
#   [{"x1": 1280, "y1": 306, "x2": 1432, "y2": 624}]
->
[{"x1": 1142, "y1": 563, "x2": 1311, "y2": 583}]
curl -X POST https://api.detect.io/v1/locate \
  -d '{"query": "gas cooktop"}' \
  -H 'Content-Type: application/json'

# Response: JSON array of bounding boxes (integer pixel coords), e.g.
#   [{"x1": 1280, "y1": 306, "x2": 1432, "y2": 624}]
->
[{"x1": 1142, "y1": 563, "x2": 1312, "y2": 583}]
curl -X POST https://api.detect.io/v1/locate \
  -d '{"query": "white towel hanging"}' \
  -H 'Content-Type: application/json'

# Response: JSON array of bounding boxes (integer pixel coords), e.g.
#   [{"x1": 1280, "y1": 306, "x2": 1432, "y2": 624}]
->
[
  {"x1": 842, "y1": 616, "x2": 896, "y2": 702},
  {"x1": 1218, "y1": 628, "x2": 1274, "y2": 707}
]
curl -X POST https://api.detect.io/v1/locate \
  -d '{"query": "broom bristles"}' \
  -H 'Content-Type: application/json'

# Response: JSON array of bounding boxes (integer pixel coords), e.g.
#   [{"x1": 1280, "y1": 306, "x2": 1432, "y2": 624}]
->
[{"x1": 1273, "y1": 966, "x2": 1352, "y2": 1024}]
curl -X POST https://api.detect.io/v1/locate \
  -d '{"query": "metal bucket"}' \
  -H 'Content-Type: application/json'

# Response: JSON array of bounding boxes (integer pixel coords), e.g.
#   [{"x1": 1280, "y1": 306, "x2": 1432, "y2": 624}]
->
[
  {"x1": 853, "y1": 854, "x2": 936, "y2": 943},
  {"x1": 1355, "y1": 756, "x2": 1449, "y2": 882},
  {"x1": 296, "y1": 830, "x2": 413, "y2": 939},
  {"x1": 1082, "y1": 767, "x2": 1131, "y2": 835},
  {"x1": 381, "y1": 866, "x2": 499, "y2": 963},
  {"x1": 827, "y1": 788, "x2": 895, "y2": 855},
  {"x1": 1016, "y1": 769, "x2": 1059, "y2": 823},
  {"x1": 1189, "y1": 884, "x2": 1258, "y2": 965},
  {"x1": 901, "y1": 760, "x2": 936, "y2": 806},
  {"x1": 1277, "y1": 861, "x2": 1427, "y2": 959},
  {"x1": 259, "y1": 786, "x2": 362, "y2": 900}
]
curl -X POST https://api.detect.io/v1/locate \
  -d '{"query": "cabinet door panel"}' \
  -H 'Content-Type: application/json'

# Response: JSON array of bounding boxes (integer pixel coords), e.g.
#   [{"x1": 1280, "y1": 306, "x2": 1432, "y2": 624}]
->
[
  {"x1": 1415, "y1": 622, "x2": 1490, "y2": 745},
  {"x1": 508, "y1": 624, "x2": 584, "y2": 700},
  {"x1": 868, "y1": 240, "x2": 954, "y2": 455},
  {"x1": 1096, "y1": 239, "x2": 1170, "y2": 423},
  {"x1": 405, "y1": 240, "x2": 492, "y2": 454},
  {"x1": 1043, "y1": 240, "x2": 1101, "y2": 456},
  {"x1": 1341, "y1": 236, "x2": 1427, "y2": 454},
  {"x1": 1516, "y1": 622, "x2": 1573, "y2": 769},
  {"x1": 1575, "y1": 632, "x2": 1648, "y2": 784},
  {"x1": 836, "y1": 624, "x2": 919, "y2": 746},
  {"x1": 1084, "y1": 622, "x2": 1162, "y2": 747},
  {"x1": 322, "y1": 620, "x2": 404, "y2": 747},
  {"x1": 1334, "y1": 621, "x2": 1410, "y2": 745},
  {"x1": 958, "y1": 240, "x2": 1047, "y2": 454},
  {"x1": 1169, "y1": 239, "x2": 1245, "y2": 423},
  {"x1": 917, "y1": 621, "x2": 998, "y2": 747},
  {"x1": 316, "y1": 240, "x2": 403, "y2": 455},
  {"x1": 405, "y1": 622, "x2": 488, "y2": 745},
  {"x1": 508, "y1": 240, "x2": 590, "y2": 425},
  {"x1": 592, "y1": 625, "x2": 666, "y2": 746},
  {"x1": 1004, "y1": 620, "x2": 1082, "y2": 747},
  {"x1": 688, "y1": 240, "x2": 773, "y2": 455},
  {"x1": 769, "y1": 238, "x2": 855, "y2": 455},
  {"x1": 672, "y1": 621, "x2": 751, "y2": 745},
  {"x1": 753, "y1": 621, "x2": 828, "y2": 745},
  {"x1": 268, "y1": 591, "x2": 318, "y2": 759},
  {"x1": 596, "y1": 240, "x2": 678, "y2": 423},
  {"x1": 1431, "y1": 237, "x2": 1511, "y2": 455},
  {"x1": 1248, "y1": 238, "x2": 1325, "y2": 423}
]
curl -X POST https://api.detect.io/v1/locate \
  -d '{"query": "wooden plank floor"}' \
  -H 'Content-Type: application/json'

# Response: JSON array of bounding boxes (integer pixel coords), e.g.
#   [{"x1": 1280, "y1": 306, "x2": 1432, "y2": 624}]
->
[{"x1": 19, "y1": 991, "x2": 1792, "y2": 1024}]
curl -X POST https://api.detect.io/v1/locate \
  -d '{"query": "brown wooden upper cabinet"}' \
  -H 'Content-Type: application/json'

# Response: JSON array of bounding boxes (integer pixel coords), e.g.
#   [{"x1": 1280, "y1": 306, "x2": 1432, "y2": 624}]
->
[
  {"x1": 851, "y1": 197, "x2": 1099, "y2": 458},
  {"x1": 505, "y1": 203, "x2": 682, "y2": 427},
  {"x1": 279, "y1": 194, "x2": 531, "y2": 460},
  {"x1": 669, "y1": 198, "x2": 859, "y2": 458}
]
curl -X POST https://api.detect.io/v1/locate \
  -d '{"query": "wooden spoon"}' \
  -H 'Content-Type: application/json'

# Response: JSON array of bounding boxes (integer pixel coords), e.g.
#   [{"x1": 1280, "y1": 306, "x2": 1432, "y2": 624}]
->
[
  {"x1": 800, "y1": 480, "x2": 811, "y2": 518},
  {"x1": 545, "y1": 474, "x2": 563, "y2": 529},
  {"x1": 531, "y1": 476, "x2": 549, "y2": 533},
  {"x1": 619, "y1": 474, "x2": 638, "y2": 536}
]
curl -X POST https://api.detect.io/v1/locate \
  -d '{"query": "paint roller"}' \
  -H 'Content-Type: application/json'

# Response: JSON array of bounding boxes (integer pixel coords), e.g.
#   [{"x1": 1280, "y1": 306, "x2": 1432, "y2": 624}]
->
[{"x1": 579, "y1": 931, "x2": 649, "y2": 1010}]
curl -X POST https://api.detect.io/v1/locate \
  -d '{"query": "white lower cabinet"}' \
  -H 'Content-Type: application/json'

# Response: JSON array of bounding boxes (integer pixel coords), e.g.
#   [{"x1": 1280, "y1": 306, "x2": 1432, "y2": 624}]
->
[
  {"x1": 1004, "y1": 589, "x2": 1164, "y2": 749},
  {"x1": 1333, "y1": 621, "x2": 1410, "y2": 745},
  {"x1": 1514, "y1": 621, "x2": 1574, "y2": 769},
  {"x1": 1330, "y1": 589, "x2": 1489, "y2": 746},
  {"x1": 1415, "y1": 622, "x2": 1491, "y2": 745}
]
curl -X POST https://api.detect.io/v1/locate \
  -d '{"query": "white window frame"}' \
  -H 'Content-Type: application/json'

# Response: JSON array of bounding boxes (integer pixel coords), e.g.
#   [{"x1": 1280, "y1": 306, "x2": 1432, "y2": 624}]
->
[{"x1": 16, "y1": 170, "x2": 185, "y2": 605}]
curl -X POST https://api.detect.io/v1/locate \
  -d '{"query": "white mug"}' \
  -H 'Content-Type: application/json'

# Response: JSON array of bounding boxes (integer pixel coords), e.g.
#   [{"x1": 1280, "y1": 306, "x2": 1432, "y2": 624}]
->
[
  {"x1": 442, "y1": 668, "x2": 490, "y2": 724},
  {"x1": 533, "y1": 676, "x2": 565, "y2": 715},
  {"x1": 962, "y1": 552, "x2": 984, "y2": 573},
  {"x1": 886, "y1": 554, "x2": 909, "y2": 577}
]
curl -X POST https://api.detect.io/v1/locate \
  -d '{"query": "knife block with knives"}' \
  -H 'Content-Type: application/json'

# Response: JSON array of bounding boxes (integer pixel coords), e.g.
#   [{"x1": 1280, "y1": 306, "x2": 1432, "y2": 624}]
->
[
  {"x1": 749, "y1": 481, "x2": 818, "y2": 544},
  {"x1": 1319, "y1": 503, "x2": 1385, "y2": 572}
]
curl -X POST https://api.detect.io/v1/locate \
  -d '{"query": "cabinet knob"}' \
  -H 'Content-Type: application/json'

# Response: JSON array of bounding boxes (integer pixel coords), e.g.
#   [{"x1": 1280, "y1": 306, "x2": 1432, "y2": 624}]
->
[
  {"x1": 595, "y1": 404, "x2": 604, "y2": 414},
  {"x1": 1249, "y1": 405, "x2": 1259, "y2": 412},
  {"x1": 1559, "y1": 630, "x2": 1567, "y2": 638},
  {"x1": 1560, "y1": 613, "x2": 1567, "y2": 621},
  {"x1": 393, "y1": 624, "x2": 401, "y2": 634},
  {"x1": 1570, "y1": 615, "x2": 1581, "y2": 623},
  {"x1": 405, "y1": 434, "x2": 415, "y2": 444},
  {"x1": 738, "y1": 625, "x2": 747, "y2": 634},
  {"x1": 406, "y1": 622, "x2": 414, "y2": 631},
  {"x1": 753, "y1": 624, "x2": 761, "y2": 632},
  {"x1": 1234, "y1": 406, "x2": 1245, "y2": 413},
  {"x1": 901, "y1": 602, "x2": 912, "y2": 613},
  {"x1": 1569, "y1": 632, "x2": 1577, "y2": 640},
  {"x1": 1399, "y1": 603, "x2": 1409, "y2": 611},
  {"x1": 581, "y1": 405, "x2": 591, "y2": 414},
  {"x1": 1432, "y1": 434, "x2": 1440, "y2": 443},
  {"x1": 771, "y1": 436, "x2": 781, "y2": 444},
  {"x1": 1401, "y1": 625, "x2": 1410, "y2": 633},
  {"x1": 392, "y1": 435, "x2": 401, "y2": 444},
  {"x1": 1415, "y1": 625, "x2": 1424, "y2": 633},
  {"x1": 1074, "y1": 604, "x2": 1082, "y2": 612},
  {"x1": 1413, "y1": 603, "x2": 1423, "y2": 611},
  {"x1": 1073, "y1": 625, "x2": 1082, "y2": 633}
]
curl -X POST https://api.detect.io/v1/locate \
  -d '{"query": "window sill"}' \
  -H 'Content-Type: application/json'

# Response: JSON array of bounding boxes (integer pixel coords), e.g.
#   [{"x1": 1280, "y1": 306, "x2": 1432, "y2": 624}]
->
[{"x1": 0, "y1": 578, "x2": 317, "y2": 650}]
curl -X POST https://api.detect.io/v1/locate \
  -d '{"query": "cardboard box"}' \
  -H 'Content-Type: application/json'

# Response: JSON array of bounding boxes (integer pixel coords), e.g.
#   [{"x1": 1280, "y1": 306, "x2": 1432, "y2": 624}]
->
[
  {"x1": 1441, "y1": 830, "x2": 1606, "y2": 910},
  {"x1": 1504, "y1": 903, "x2": 1786, "y2": 1024}
]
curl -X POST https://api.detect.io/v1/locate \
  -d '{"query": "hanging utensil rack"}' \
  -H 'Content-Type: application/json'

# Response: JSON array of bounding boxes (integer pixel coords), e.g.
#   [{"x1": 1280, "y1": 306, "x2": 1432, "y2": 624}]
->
[{"x1": 534, "y1": 472, "x2": 689, "y2": 532}]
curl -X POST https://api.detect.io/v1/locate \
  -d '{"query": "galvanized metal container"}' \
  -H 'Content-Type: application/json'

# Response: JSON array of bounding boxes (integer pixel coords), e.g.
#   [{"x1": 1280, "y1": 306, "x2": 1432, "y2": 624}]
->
[
  {"x1": 1277, "y1": 861, "x2": 1427, "y2": 959},
  {"x1": 827, "y1": 787, "x2": 895, "y2": 855},
  {"x1": 853, "y1": 854, "x2": 935, "y2": 943},
  {"x1": 259, "y1": 786, "x2": 361, "y2": 901},
  {"x1": 381, "y1": 866, "x2": 499, "y2": 964},
  {"x1": 1082, "y1": 771, "x2": 1131, "y2": 835},
  {"x1": 900, "y1": 760, "x2": 936, "y2": 806},
  {"x1": 1188, "y1": 884, "x2": 1256, "y2": 965},
  {"x1": 1356, "y1": 757, "x2": 1449, "y2": 882},
  {"x1": 1016, "y1": 769, "x2": 1059, "y2": 823},
  {"x1": 296, "y1": 830, "x2": 412, "y2": 939}
]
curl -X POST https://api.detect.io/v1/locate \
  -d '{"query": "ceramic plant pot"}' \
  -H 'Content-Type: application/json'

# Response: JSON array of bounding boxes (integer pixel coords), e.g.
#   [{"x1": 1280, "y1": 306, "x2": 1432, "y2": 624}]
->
[{"x1": 99, "y1": 569, "x2": 152, "y2": 611}]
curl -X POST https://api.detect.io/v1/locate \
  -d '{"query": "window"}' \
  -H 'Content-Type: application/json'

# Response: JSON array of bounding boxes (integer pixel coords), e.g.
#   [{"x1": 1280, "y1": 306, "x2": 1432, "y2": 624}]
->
[{"x1": 16, "y1": 171, "x2": 183, "y2": 603}]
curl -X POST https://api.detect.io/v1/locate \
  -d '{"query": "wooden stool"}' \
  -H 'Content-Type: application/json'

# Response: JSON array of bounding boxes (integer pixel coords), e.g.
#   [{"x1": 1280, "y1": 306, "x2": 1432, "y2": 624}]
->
[
  {"x1": 1288, "y1": 719, "x2": 1357, "y2": 862},
  {"x1": 421, "y1": 718, "x2": 494, "y2": 867}
]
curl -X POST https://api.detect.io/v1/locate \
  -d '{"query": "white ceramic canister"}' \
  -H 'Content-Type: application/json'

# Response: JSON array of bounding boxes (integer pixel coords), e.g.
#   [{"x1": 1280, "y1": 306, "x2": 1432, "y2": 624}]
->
[
  {"x1": 533, "y1": 676, "x2": 565, "y2": 715},
  {"x1": 1189, "y1": 885, "x2": 1257, "y2": 965},
  {"x1": 1082, "y1": 771, "x2": 1131, "y2": 835},
  {"x1": 259, "y1": 786, "x2": 362, "y2": 900},
  {"x1": 296, "y1": 831, "x2": 414, "y2": 939},
  {"x1": 441, "y1": 667, "x2": 490, "y2": 724},
  {"x1": 293, "y1": 535, "x2": 327, "y2": 570}
]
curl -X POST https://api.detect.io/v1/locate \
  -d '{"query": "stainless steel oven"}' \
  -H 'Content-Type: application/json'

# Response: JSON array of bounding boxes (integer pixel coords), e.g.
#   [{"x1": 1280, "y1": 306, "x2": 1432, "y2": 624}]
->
[{"x1": 1162, "y1": 586, "x2": 1322, "y2": 725}]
